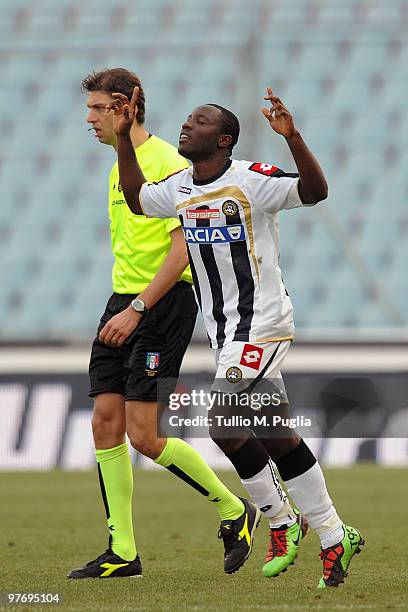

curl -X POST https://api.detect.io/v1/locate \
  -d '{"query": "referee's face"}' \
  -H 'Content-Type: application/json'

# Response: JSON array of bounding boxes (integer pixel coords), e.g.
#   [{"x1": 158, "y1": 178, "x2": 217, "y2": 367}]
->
[
  {"x1": 178, "y1": 105, "x2": 226, "y2": 162},
  {"x1": 86, "y1": 91, "x2": 116, "y2": 146}
]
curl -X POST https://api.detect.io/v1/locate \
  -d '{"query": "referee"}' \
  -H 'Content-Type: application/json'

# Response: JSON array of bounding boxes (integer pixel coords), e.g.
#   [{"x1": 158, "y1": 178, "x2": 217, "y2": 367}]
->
[{"x1": 68, "y1": 69, "x2": 260, "y2": 580}]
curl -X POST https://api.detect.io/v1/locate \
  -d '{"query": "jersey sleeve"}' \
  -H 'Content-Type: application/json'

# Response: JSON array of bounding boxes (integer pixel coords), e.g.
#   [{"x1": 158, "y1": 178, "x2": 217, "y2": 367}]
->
[
  {"x1": 244, "y1": 162, "x2": 302, "y2": 213},
  {"x1": 139, "y1": 171, "x2": 181, "y2": 219},
  {"x1": 161, "y1": 151, "x2": 190, "y2": 177},
  {"x1": 165, "y1": 217, "x2": 182, "y2": 233},
  {"x1": 108, "y1": 164, "x2": 116, "y2": 222},
  {"x1": 150, "y1": 150, "x2": 188, "y2": 227},
  {"x1": 158, "y1": 156, "x2": 188, "y2": 230}
]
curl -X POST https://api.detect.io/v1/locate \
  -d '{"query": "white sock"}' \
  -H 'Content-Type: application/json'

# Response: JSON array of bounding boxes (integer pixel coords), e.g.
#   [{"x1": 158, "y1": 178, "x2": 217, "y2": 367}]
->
[
  {"x1": 284, "y1": 462, "x2": 344, "y2": 549},
  {"x1": 242, "y1": 459, "x2": 296, "y2": 528}
]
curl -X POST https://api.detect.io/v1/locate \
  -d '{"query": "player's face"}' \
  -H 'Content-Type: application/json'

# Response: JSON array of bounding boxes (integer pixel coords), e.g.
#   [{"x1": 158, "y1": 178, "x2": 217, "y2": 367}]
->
[
  {"x1": 178, "y1": 105, "x2": 226, "y2": 161},
  {"x1": 86, "y1": 91, "x2": 116, "y2": 146}
]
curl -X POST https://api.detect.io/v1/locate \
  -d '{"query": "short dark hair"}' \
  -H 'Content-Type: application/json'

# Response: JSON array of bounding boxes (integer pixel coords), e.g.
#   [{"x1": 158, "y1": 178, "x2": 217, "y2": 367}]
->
[
  {"x1": 207, "y1": 104, "x2": 240, "y2": 153},
  {"x1": 82, "y1": 68, "x2": 146, "y2": 124}
]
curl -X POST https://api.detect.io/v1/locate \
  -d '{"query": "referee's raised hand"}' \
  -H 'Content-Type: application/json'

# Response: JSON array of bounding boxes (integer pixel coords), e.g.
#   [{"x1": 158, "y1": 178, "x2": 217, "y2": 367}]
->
[
  {"x1": 261, "y1": 87, "x2": 297, "y2": 139},
  {"x1": 107, "y1": 86, "x2": 139, "y2": 135}
]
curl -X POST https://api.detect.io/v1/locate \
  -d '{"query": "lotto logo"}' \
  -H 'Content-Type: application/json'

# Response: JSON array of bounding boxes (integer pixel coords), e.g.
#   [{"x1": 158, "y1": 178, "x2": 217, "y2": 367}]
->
[
  {"x1": 249, "y1": 162, "x2": 279, "y2": 176},
  {"x1": 239, "y1": 344, "x2": 264, "y2": 370},
  {"x1": 177, "y1": 185, "x2": 192, "y2": 194}
]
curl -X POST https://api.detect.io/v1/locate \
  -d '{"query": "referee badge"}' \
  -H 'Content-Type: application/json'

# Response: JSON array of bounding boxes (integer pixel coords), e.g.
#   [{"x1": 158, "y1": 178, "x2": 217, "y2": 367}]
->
[
  {"x1": 222, "y1": 200, "x2": 238, "y2": 216},
  {"x1": 145, "y1": 351, "x2": 160, "y2": 376},
  {"x1": 226, "y1": 366, "x2": 243, "y2": 383}
]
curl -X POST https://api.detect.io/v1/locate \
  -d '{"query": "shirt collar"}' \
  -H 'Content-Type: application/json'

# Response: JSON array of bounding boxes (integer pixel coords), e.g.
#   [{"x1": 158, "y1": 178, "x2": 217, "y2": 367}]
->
[{"x1": 192, "y1": 159, "x2": 232, "y2": 186}]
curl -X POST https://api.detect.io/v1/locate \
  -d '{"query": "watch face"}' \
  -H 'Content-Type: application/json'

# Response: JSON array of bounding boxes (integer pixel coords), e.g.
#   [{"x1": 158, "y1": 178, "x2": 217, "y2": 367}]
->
[{"x1": 132, "y1": 299, "x2": 145, "y2": 312}]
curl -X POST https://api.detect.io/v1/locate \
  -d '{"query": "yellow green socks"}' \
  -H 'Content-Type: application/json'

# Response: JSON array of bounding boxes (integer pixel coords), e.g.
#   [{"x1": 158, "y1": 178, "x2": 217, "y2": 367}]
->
[
  {"x1": 155, "y1": 438, "x2": 244, "y2": 520},
  {"x1": 95, "y1": 438, "x2": 244, "y2": 558},
  {"x1": 95, "y1": 443, "x2": 136, "y2": 561}
]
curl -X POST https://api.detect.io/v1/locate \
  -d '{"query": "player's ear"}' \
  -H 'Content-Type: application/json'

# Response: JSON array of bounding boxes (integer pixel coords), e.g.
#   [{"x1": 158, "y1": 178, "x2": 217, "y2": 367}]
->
[{"x1": 218, "y1": 134, "x2": 233, "y2": 149}]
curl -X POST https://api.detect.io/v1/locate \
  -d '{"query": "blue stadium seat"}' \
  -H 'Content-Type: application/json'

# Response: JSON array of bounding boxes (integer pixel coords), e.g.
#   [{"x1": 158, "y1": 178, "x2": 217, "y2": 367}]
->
[
  {"x1": 349, "y1": 114, "x2": 392, "y2": 149},
  {"x1": 47, "y1": 56, "x2": 98, "y2": 87},
  {"x1": 295, "y1": 44, "x2": 341, "y2": 81},
  {"x1": 0, "y1": 56, "x2": 48, "y2": 86},
  {"x1": 392, "y1": 47, "x2": 408, "y2": 80},
  {"x1": 343, "y1": 44, "x2": 389, "y2": 79},
  {"x1": 9, "y1": 122, "x2": 61, "y2": 158},
  {"x1": 318, "y1": 4, "x2": 356, "y2": 26},
  {"x1": 328, "y1": 80, "x2": 373, "y2": 113},
  {"x1": 382, "y1": 80, "x2": 408, "y2": 111},
  {"x1": 303, "y1": 115, "x2": 341, "y2": 153}
]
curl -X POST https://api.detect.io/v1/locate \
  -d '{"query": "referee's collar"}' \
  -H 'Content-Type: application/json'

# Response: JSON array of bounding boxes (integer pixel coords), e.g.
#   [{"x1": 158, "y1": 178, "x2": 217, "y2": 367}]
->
[
  {"x1": 192, "y1": 159, "x2": 232, "y2": 186},
  {"x1": 135, "y1": 132, "x2": 153, "y2": 152}
]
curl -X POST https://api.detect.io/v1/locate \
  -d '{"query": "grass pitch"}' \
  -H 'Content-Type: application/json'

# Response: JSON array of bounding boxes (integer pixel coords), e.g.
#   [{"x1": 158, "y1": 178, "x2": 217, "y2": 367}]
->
[{"x1": 1, "y1": 465, "x2": 407, "y2": 611}]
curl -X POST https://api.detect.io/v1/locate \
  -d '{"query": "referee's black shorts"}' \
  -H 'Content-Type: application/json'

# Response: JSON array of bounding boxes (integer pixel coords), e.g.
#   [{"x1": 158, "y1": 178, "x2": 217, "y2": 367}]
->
[{"x1": 89, "y1": 281, "x2": 197, "y2": 402}]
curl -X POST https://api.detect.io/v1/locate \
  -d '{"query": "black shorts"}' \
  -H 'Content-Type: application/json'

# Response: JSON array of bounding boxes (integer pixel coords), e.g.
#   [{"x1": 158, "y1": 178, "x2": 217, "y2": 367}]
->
[{"x1": 89, "y1": 281, "x2": 197, "y2": 402}]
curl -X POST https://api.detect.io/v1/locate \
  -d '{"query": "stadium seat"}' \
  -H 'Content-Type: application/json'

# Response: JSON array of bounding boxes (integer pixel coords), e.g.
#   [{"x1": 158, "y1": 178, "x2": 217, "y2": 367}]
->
[
  {"x1": 343, "y1": 44, "x2": 389, "y2": 79},
  {"x1": 382, "y1": 80, "x2": 408, "y2": 111}
]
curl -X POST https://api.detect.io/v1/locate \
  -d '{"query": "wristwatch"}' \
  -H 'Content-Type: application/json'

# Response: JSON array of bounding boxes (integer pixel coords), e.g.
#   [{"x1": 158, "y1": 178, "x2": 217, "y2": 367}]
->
[{"x1": 130, "y1": 297, "x2": 147, "y2": 313}]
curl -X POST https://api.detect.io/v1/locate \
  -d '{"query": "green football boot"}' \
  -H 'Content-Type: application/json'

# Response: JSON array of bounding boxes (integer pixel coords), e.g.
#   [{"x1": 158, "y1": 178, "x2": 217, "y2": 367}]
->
[
  {"x1": 262, "y1": 510, "x2": 309, "y2": 577},
  {"x1": 317, "y1": 524, "x2": 365, "y2": 589}
]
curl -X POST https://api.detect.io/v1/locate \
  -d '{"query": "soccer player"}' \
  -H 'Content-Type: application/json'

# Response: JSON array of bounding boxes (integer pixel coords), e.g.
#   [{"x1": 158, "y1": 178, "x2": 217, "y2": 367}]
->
[
  {"x1": 107, "y1": 85, "x2": 365, "y2": 589},
  {"x1": 67, "y1": 68, "x2": 262, "y2": 579}
]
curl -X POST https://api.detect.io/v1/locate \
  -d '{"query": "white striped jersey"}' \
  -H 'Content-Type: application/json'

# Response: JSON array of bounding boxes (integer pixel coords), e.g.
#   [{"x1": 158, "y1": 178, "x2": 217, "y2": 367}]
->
[{"x1": 139, "y1": 158, "x2": 313, "y2": 349}]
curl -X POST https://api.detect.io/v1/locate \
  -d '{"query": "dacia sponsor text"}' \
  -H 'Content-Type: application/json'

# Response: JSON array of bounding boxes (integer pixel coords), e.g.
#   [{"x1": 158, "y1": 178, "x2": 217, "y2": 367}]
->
[{"x1": 183, "y1": 225, "x2": 245, "y2": 244}]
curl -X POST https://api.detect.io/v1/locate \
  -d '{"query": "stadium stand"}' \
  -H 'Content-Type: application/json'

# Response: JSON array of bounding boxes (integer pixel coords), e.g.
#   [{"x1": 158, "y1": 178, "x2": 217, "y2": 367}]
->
[{"x1": 0, "y1": 0, "x2": 406, "y2": 341}]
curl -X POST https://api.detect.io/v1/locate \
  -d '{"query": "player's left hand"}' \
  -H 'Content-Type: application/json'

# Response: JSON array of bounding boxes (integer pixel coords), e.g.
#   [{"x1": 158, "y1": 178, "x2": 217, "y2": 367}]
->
[
  {"x1": 261, "y1": 87, "x2": 297, "y2": 139},
  {"x1": 107, "y1": 86, "x2": 139, "y2": 136},
  {"x1": 99, "y1": 307, "x2": 142, "y2": 347}
]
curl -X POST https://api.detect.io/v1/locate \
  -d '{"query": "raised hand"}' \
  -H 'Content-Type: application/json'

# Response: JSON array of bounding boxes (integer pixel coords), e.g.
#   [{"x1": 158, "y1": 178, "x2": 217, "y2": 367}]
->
[
  {"x1": 261, "y1": 87, "x2": 297, "y2": 139},
  {"x1": 107, "y1": 86, "x2": 139, "y2": 135}
]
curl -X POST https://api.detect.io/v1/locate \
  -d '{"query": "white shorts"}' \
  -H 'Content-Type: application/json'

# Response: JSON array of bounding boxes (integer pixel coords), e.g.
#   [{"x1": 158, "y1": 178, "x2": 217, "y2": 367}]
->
[{"x1": 212, "y1": 339, "x2": 291, "y2": 400}]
